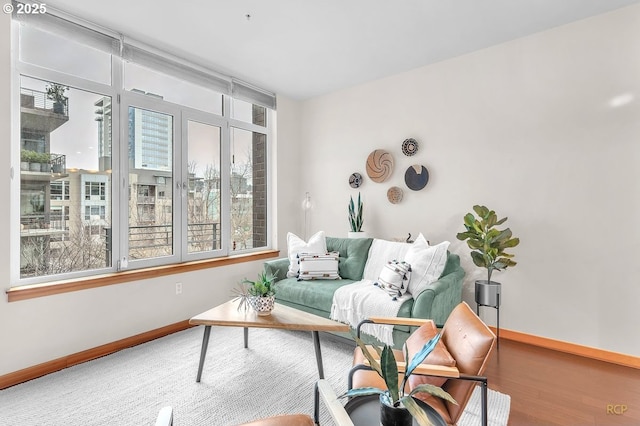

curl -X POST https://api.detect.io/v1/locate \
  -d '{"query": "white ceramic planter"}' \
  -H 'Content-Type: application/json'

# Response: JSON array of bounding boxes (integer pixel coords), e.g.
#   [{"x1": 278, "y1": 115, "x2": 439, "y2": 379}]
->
[
  {"x1": 249, "y1": 295, "x2": 275, "y2": 316},
  {"x1": 347, "y1": 231, "x2": 368, "y2": 239}
]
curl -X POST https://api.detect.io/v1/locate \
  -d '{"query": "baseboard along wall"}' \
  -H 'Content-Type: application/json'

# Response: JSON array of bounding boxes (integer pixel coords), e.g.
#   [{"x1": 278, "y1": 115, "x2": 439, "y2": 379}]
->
[
  {"x1": 1, "y1": 322, "x2": 637, "y2": 390},
  {"x1": 490, "y1": 326, "x2": 640, "y2": 369}
]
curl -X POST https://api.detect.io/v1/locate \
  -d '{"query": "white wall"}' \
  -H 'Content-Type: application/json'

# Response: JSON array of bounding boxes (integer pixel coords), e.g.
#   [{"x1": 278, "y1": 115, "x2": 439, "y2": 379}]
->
[
  {"x1": 0, "y1": 14, "x2": 302, "y2": 376},
  {"x1": 298, "y1": 5, "x2": 640, "y2": 356}
]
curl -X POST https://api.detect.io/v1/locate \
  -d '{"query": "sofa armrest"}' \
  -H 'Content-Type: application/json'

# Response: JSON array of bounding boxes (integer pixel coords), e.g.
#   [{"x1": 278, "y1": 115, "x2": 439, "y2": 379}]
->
[
  {"x1": 411, "y1": 268, "x2": 464, "y2": 326},
  {"x1": 264, "y1": 258, "x2": 289, "y2": 281}
]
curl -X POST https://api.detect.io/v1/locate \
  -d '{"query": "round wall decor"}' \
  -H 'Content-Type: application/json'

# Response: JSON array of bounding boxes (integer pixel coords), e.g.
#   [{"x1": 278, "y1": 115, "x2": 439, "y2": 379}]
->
[
  {"x1": 387, "y1": 186, "x2": 403, "y2": 204},
  {"x1": 402, "y1": 138, "x2": 419, "y2": 156},
  {"x1": 404, "y1": 165, "x2": 429, "y2": 191},
  {"x1": 349, "y1": 172, "x2": 363, "y2": 188},
  {"x1": 366, "y1": 149, "x2": 394, "y2": 183}
]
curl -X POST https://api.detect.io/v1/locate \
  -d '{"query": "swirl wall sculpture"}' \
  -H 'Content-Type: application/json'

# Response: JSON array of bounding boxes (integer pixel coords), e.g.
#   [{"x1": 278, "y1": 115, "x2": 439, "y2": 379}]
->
[{"x1": 366, "y1": 149, "x2": 394, "y2": 183}]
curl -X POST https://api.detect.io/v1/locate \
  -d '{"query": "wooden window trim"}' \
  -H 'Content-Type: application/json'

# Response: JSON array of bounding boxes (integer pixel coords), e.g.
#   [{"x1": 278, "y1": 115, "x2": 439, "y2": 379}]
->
[{"x1": 6, "y1": 250, "x2": 280, "y2": 303}]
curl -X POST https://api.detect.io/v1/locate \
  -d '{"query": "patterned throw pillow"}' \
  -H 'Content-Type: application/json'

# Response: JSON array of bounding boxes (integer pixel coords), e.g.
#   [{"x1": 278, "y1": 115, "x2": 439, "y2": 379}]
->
[
  {"x1": 286, "y1": 231, "x2": 327, "y2": 278},
  {"x1": 297, "y1": 251, "x2": 341, "y2": 281},
  {"x1": 375, "y1": 260, "x2": 412, "y2": 300}
]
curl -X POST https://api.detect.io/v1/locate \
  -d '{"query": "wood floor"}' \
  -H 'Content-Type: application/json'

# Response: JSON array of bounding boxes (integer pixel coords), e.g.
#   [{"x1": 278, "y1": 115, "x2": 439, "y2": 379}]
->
[{"x1": 484, "y1": 339, "x2": 640, "y2": 425}]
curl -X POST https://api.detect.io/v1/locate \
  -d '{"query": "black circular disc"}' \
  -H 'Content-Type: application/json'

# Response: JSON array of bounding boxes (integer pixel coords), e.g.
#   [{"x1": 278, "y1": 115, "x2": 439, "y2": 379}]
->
[{"x1": 404, "y1": 165, "x2": 429, "y2": 190}]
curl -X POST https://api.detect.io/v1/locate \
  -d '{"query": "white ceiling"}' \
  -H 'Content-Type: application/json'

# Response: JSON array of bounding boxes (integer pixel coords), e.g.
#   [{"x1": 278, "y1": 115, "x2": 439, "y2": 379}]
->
[{"x1": 47, "y1": 0, "x2": 640, "y2": 100}]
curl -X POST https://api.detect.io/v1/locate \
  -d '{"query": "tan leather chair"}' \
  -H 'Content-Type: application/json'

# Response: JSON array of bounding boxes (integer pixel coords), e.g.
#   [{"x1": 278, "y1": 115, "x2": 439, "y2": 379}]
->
[
  {"x1": 238, "y1": 380, "x2": 354, "y2": 426},
  {"x1": 239, "y1": 414, "x2": 315, "y2": 426},
  {"x1": 349, "y1": 302, "x2": 496, "y2": 426}
]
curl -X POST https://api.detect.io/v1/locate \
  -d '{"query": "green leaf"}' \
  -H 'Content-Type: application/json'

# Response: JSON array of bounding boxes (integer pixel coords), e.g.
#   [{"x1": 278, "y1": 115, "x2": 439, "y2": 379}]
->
[
  {"x1": 502, "y1": 237, "x2": 520, "y2": 248},
  {"x1": 405, "y1": 333, "x2": 441, "y2": 377},
  {"x1": 409, "y1": 384, "x2": 457, "y2": 405},
  {"x1": 471, "y1": 251, "x2": 487, "y2": 268},
  {"x1": 338, "y1": 387, "x2": 385, "y2": 399},
  {"x1": 380, "y1": 345, "x2": 399, "y2": 403},
  {"x1": 402, "y1": 396, "x2": 433, "y2": 426},
  {"x1": 473, "y1": 205, "x2": 489, "y2": 218},
  {"x1": 353, "y1": 336, "x2": 382, "y2": 377},
  {"x1": 495, "y1": 216, "x2": 508, "y2": 226},
  {"x1": 463, "y1": 213, "x2": 476, "y2": 227}
]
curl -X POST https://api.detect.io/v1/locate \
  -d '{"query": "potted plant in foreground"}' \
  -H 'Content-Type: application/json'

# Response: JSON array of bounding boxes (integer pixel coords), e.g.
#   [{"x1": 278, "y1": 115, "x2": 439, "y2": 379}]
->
[
  {"x1": 242, "y1": 271, "x2": 276, "y2": 316},
  {"x1": 456, "y1": 205, "x2": 520, "y2": 307},
  {"x1": 340, "y1": 334, "x2": 456, "y2": 426},
  {"x1": 348, "y1": 192, "x2": 365, "y2": 238}
]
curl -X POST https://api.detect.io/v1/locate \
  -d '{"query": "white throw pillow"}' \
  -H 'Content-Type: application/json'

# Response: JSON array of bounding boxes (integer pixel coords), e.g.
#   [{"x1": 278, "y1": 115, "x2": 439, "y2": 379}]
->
[
  {"x1": 405, "y1": 234, "x2": 450, "y2": 296},
  {"x1": 297, "y1": 251, "x2": 341, "y2": 280},
  {"x1": 376, "y1": 260, "x2": 412, "y2": 300},
  {"x1": 286, "y1": 231, "x2": 327, "y2": 278},
  {"x1": 362, "y1": 239, "x2": 412, "y2": 281}
]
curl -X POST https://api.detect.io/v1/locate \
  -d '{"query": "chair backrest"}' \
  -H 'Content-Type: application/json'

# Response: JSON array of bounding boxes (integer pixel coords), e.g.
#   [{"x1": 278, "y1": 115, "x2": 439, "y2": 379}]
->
[{"x1": 441, "y1": 302, "x2": 496, "y2": 424}]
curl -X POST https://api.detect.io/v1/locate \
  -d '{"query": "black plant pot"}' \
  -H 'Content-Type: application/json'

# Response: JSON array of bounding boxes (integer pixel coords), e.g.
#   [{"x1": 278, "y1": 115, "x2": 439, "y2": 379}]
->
[
  {"x1": 380, "y1": 395, "x2": 413, "y2": 426},
  {"x1": 475, "y1": 280, "x2": 501, "y2": 308},
  {"x1": 53, "y1": 101, "x2": 65, "y2": 114}
]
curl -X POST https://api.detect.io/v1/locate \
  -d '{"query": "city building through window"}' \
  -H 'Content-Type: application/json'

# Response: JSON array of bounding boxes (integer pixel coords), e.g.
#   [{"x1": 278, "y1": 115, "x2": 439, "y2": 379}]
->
[{"x1": 13, "y1": 9, "x2": 273, "y2": 285}]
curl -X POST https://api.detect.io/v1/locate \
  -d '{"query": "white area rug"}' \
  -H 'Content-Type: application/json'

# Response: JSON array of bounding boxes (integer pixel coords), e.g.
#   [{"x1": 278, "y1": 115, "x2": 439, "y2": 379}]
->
[{"x1": 0, "y1": 326, "x2": 510, "y2": 425}]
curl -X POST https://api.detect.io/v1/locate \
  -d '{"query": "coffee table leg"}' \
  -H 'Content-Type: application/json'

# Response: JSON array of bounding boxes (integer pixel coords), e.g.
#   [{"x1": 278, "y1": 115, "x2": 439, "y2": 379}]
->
[
  {"x1": 196, "y1": 325, "x2": 212, "y2": 383},
  {"x1": 312, "y1": 331, "x2": 325, "y2": 379},
  {"x1": 244, "y1": 327, "x2": 249, "y2": 348}
]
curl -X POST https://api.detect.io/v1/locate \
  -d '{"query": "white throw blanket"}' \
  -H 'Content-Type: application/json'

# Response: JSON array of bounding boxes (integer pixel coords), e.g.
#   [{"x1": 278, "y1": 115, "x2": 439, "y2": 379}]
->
[{"x1": 330, "y1": 279, "x2": 412, "y2": 346}]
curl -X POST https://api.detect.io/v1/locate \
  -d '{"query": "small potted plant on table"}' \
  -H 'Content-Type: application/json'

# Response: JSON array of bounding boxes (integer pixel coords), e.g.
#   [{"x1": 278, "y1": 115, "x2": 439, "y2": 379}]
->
[{"x1": 242, "y1": 271, "x2": 276, "y2": 316}]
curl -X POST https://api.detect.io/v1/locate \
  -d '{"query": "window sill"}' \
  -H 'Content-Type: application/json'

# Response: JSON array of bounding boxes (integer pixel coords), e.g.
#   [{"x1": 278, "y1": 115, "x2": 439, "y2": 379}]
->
[{"x1": 6, "y1": 249, "x2": 280, "y2": 303}]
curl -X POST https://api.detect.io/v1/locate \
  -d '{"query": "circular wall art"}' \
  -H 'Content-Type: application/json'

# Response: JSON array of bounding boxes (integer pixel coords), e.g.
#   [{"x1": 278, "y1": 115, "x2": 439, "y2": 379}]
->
[
  {"x1": 402, "y1": 138, "x2": 419, "y2": 156},
  {"x1": 387, "y1": 186, "x2": 403, "y2": 204},
  {"x1": 404, "y1": 165, "x2": 429, "y2": 191},
  {"x1": 349, "y1": 172, "x2": 363, "y2": 188},
  {"x1": 366, "y1": 149, "x2": 394, "y2": 183}
]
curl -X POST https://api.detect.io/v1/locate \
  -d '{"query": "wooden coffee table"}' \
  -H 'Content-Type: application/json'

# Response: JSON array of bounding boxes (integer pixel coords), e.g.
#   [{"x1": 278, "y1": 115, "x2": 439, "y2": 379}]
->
[{"x1": 189, "y1": 300, "x2": 349, "y2": 382}]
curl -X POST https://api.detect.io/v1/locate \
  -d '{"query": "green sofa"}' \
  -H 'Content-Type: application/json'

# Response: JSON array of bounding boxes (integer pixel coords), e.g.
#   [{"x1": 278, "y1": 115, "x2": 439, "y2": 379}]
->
[{"x1": 264, "y1": 236, "x2": 465, "y2": 348}]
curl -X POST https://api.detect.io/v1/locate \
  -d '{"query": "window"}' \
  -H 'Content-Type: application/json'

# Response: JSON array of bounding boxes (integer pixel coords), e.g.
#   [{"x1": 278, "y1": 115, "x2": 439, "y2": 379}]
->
[{"x1": 12, "y1": 7, "x2": 274, "y2": 286}]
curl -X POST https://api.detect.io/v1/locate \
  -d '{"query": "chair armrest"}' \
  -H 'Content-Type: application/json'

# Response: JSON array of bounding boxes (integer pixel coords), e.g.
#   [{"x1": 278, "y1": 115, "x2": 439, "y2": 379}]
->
[
  {"x1": 359, "y1": 345, "x2": 460, "y2": 378},
  {"x1": 264, "y1": 258, "x2": 289, "y2": 281},
  {"x1": 314, "y1": 379, "x2": 354, "y2": 426},
  {"x1": 155, "y1": 406, "x2": 173, "y2": 426}
]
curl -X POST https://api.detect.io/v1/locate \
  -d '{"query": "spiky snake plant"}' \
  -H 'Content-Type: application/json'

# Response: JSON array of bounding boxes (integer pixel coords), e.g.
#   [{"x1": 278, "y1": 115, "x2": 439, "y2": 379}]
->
[{"x1": 348, "y1": 193, "x2": 363, "y2": 232}]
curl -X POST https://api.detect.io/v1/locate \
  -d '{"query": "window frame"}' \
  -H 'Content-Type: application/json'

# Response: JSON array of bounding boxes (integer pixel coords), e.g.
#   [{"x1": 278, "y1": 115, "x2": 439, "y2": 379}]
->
[{"x1": 11, "y1": 17, "x2": 273, "y2": 288}]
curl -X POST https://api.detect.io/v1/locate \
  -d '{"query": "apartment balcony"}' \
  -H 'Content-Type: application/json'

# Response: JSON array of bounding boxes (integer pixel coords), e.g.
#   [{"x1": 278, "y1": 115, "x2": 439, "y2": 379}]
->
[
  {"x1": 20, "y1": 88, "x2": 69, "y2": 133},
  {"x1": 20, "y1": 153, "x2": 68, "y2": 181}
]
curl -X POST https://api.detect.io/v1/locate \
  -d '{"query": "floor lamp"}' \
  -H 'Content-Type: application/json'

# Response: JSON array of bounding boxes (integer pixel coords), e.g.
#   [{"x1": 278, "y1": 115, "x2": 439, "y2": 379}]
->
[{"x1": 302, "y1": 192, "x2": 312, "y2": 240}]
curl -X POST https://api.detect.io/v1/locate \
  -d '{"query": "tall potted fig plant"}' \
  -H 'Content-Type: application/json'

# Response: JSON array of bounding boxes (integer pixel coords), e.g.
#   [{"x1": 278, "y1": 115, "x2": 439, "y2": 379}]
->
[{"x1": 456, "y1": 205, "x2": 519, "y2": 308}]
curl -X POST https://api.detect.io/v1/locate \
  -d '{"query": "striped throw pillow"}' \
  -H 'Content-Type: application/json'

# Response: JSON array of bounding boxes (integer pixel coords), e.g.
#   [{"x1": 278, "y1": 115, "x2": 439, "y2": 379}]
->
[
  {"x1": 297, "y1": 252, "x2": 341, "y2": 281},
  {"x1": 375, "y1": 260, "x2": 412, "y2": 300}
]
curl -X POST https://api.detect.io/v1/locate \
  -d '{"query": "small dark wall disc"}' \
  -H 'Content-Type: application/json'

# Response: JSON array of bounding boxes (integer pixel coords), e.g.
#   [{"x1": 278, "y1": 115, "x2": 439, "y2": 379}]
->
[
  {"x1": 404, "y1": 165, "x2": 429, "y2": 191},
  {"x1": 349, "y1": 172, "x2": 363, "y2": 188}
]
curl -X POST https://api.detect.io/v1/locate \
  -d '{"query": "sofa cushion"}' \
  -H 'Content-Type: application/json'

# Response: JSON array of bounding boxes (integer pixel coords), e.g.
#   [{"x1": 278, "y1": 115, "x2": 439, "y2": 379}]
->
[
  {"x1": 275, "y1": 278, "x2": 356, "y2": 313},
  {"x1": 275, "y1": 277, "x2": 415, "y2": 318},
  {"x1": 362, "y1": 239, "x2": 412, "y2": 281},
  {"x1": 405, "y1": 235, "x2": 450, "y2": 296},
  {"x1": 406, "y1": 320, "x2": 456, "y2": 390},
  {"x1": 297, "y1": 252, "x2": 340, "y2": 280},
  {"x1": 286, "y1": 231, "x2": 327, "y2": 278},
  {"x1": 325, "y1": 237, "x2": 373, "y2": 280},
  {"x1": 376, "y1": 260, "x2": 412, "y2": 299}
]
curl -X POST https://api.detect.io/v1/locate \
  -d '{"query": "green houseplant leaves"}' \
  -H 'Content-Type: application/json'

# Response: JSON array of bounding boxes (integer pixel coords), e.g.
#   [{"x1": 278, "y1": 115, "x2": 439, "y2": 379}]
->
[
  {"x1": 348, "y1": 192, "x2": 363, "y2": 232},
  {"x1": 456, "y1": 205, "x2": 520, "y2": 282},
  {"x1": 341, "y1": 334, "x2": 456, "y2": 426}
]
